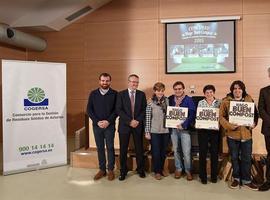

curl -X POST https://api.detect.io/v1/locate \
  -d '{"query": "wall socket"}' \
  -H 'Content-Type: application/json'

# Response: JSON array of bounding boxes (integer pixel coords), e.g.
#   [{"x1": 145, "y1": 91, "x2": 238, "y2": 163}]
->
[{"x1": 189, "y1": 85, "x2": 195, "y2": 94}]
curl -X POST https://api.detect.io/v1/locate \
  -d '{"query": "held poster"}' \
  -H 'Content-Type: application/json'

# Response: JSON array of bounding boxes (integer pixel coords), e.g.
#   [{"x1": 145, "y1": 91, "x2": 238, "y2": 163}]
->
[
  {"x1": 195, "y1": 107, "x2": 219, "y2": 130},
  {"x1": 228, "y1": 101, "x2": 255, "y2": 126},
  {"x1": 2, "y1": 60, "x2": 67, "y2": 175},
  {"x1": 165, "y1": 106, "x2": 188, "y2": 128}
]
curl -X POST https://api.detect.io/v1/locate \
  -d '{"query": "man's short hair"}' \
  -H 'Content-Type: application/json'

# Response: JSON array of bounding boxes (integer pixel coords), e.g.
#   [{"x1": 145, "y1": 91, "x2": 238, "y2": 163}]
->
[
  {"x1": 128, "y1": 74, "x2": 139, "y2": 80},
  {"x1": 99, "y1": 73, "x2": 111, "y2": 81},
  {"x1": 173, "y1": 81, "x2": 185, "y2": 89}
]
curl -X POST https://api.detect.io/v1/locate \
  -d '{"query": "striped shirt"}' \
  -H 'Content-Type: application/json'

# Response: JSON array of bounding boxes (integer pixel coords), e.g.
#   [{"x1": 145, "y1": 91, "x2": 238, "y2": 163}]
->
[{"x1": 145, "y1": 103, "x2": 152, "y2": 133}]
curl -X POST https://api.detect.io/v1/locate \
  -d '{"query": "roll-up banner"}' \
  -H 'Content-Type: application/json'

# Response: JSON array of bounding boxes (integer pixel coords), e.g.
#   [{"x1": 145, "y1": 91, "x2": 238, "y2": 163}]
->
[{"x1": 2, "y1": 60, "x2": 67, "y2": 175}]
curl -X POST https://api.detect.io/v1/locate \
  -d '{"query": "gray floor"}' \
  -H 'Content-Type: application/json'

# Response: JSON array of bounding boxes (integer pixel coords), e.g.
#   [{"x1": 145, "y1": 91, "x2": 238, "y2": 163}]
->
[
  {"x1": 0, "y1": 137, "x2": 269, "y2": 200},
  {"x1": 0, "y1": 166, "x2": 269, "y2": 200}
]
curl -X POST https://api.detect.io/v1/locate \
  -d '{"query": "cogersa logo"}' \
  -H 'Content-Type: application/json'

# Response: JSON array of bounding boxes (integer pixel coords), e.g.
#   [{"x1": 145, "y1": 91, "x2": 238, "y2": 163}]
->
[{"x1": 24, "y1": 87, "x2": 49, "y2": 111}]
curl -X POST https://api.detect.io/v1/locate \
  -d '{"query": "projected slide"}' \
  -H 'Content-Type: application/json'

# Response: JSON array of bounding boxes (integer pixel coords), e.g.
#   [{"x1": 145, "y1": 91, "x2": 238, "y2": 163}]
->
[{"x1": 166, "y1": 21, "x2": 235, "y2": 73}]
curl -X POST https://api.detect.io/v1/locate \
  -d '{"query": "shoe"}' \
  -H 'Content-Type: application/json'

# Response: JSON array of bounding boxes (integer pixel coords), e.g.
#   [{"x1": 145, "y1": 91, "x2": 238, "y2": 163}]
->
[
  {"x1": 118, "y1": 172, "x2": 126, "y2": 181},
  {"x1": 243, "y1": 182, "x2": 258, "y2": 191},
  {"x1": 107, "y1": 170, "x2": 115, "y2": 181},
  {"x1": 174, "y1": 170, "x2": 182, "y2": 179},
  {"x1": 211, "y1": 178, "x2": 217, "y2": 183},
  {"x1": 161, "y1": 170, "x2": 169, "y2": 177},
  {"x1": 154, "y1": 173, "x2": 162, "y2": 180},
  {"x1": 230, "y1": 179, "x2": 240, "y2": 189},
  {"x1": 259, "y1": 181, "x2": 270, "y2": 191},
  {"x1": 94, "y1": 170, "x2": 106, "y2": 180},
  {"x1": 201, "y1": 179, "x2": 207, "y2": 184},
  {"x1": 186, "y1": 172, "x2": 193, "y2": 181},
  {"x1": 138, "y1": 171, "x2": 146, "y2": 178}
]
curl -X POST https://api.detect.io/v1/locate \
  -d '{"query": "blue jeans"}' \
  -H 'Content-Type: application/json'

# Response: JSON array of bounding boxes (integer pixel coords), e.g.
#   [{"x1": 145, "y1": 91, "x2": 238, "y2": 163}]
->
[
  {"x1": 227, "y1": 137, "x2": 252, "y2": 184},
  {"x1": 151, "y1": 133, "x2": 170, "y2": 174},
  {"x1": 171, "y1": 129, "x2": 192, "y2": 172},
  {"x1": 93, "y1": 125, "x2": 115, "y2": 171}
]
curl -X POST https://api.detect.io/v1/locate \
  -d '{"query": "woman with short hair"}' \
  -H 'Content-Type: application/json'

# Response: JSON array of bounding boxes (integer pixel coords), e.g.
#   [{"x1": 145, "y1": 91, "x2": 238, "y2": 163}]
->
[
  {"x1": 197, "y1": 84, "x2": 221, "y2": 184},
  {"x1": 145, "y1": 82, "x2": 170, "y2": 180}
]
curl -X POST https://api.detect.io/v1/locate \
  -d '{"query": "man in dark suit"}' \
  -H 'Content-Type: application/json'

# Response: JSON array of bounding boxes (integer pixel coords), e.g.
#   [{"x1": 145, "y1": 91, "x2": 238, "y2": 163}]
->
[
  {"x1": 258, "y1": 67, "x2": 270, "y2": 191},
  {"x1": 116, "y1": 74, "x2": 147, "y2": 181}
]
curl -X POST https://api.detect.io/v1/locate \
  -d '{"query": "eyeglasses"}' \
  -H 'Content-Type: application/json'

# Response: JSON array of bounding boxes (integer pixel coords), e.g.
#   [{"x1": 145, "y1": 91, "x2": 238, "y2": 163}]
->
[{"x1": 129, "y1": 80, "x2": 139, "y2": 84}]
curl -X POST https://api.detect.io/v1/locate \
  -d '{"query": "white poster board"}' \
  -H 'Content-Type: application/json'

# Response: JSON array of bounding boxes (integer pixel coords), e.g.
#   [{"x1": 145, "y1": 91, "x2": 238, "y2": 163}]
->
[
  {"x1": 2, "y1": 60, "x2": 67, "y2": 175},
  {"x1": 165, "y1": 106, "x2": 188, "y2": 128},
  {"x1": 229, "y1": 101, "x2": 255, "y2": 126},
  {"x1": 195, "y1": 107, "x2": 219, "y2": 130}
]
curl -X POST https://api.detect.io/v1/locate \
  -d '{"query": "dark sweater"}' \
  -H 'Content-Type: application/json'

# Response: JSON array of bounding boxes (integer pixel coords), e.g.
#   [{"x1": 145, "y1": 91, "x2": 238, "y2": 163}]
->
[{"x1": 86, "y1": 88, "x2": 117, "y2": 126}]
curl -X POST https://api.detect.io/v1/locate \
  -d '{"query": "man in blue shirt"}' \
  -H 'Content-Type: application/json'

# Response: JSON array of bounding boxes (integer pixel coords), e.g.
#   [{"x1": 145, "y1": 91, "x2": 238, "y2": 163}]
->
[{"x1": 169, "y1": 81, "x2": 196, "y2": 181}]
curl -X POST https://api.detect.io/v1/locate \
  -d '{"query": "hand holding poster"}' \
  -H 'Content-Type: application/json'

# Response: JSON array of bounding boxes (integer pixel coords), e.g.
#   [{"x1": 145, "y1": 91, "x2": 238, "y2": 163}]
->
[
  {"x1": 228, "y1": 101, "x2": 255, "y2": 126},
  {"x1": 195, "y1": 107, "x2": 219, "y2": 130},
  {"x1": 165, "y1": 106, "x2": 188, "y2": 128}
]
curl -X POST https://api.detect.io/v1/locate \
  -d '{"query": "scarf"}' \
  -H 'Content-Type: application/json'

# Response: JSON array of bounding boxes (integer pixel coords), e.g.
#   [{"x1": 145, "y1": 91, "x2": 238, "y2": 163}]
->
[
  {"x1": 174, "y1": 93, "x2": 185, "y2": 107},
  {"x1": 152, "y1": 95, "x2": 167, "y2": 114}
]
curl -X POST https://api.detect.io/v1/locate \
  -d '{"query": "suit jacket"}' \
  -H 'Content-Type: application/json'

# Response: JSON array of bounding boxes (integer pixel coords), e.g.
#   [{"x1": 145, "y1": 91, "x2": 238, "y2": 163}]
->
[
  {"x1": 116, "y1": 89, "x2": 147, "y2": 134},
  {"x1": 258, "y1": 85, "x2": 270, "y2": 135}
]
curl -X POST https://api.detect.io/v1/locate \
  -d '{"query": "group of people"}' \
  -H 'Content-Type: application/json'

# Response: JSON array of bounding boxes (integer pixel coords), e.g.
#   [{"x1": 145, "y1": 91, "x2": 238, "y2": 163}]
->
[{"x1": 86, "y1": 68, "x2": 270, "y2": 192}]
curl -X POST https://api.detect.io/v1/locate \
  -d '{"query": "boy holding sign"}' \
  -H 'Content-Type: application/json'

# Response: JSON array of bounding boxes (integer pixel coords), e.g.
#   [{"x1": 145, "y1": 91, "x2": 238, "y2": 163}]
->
[
  {"x1": 219, "y1": 80, "x2": 258, "y2": 190},
  {"x1": 168, "y1": 81, "x2": 196, "y2": 181}
]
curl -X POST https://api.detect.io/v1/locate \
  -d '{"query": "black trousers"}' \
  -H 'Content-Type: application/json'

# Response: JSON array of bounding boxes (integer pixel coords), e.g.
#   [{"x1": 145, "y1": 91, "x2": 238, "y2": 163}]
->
[
  {"x1": 265, "y1": 135, "x2": 270, "y2": 182},
  {"x1": 119, "y1": 128, "x2": 144, "y2": 174},
  {"x1": 197, "y1": 129, "x2": 219, "y2": 181}
]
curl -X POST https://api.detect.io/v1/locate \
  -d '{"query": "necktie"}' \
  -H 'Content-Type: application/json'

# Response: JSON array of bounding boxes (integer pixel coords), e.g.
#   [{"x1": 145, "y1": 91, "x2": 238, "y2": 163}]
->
[{"x1": 130, "y1": 90, "x2": 135, "y2": 118}]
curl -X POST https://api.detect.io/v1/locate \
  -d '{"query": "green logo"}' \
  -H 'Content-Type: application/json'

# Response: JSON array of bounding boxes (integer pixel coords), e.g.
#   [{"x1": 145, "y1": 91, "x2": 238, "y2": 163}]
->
[{"x1": 27, "y1": 87, "x2": 45, "y2": 103}]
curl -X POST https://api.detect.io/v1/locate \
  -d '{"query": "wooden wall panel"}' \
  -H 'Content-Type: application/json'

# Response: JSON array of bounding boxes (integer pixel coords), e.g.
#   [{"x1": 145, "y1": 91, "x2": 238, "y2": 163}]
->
[
  {"x1": 67, "y1": 100, "x2": 86, "y2": 136},
  {"x1": 160, "y1": 0, "x2": 242, "y2": 19},
  {"x1": 78, "y1": 0, "x2": 158, "y2": 23},
  {"x1": 243, "y1": 58, "x2": 270, "y2": 102},
  {"x1": 158, "y1": 23, "x2": 165, "y2": 60},
  {"x1": 243, "y1": 14, "x2": 270, "y2": 58},
  {"x1": 236, "y1": 20, "x2": 243, "y2": 58},
  {"x1": 0, "y1": 45, "x2": 27, "y2": 60},
  {"x1": 84, "y1": 20, "x2": 159, "y2": 60},
  {"x1": 67, "y1": 61, "x2": 86, "y2": 100},
  {"x1": 28, "y1": 24, "x2": 85, "y2": 62},
  {"x1": 243, "y1": 0, "x2": 270, "y2": 14},
  {"x1": 85, "y1": 60, "x2": 158, "y2": 98}
]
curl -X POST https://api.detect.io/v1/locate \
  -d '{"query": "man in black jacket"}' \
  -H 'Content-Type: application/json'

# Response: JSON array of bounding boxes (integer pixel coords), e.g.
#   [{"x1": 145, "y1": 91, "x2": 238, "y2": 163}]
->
[
  {"x1": 116, "y1": 74, "x2": 147, "y2": 181},
  {"x1": 258, "y1": 67, "x2": 270, "y2": 191},
  {"x1": 86, "y1": 73, "x2": 117, "y2": 181}
]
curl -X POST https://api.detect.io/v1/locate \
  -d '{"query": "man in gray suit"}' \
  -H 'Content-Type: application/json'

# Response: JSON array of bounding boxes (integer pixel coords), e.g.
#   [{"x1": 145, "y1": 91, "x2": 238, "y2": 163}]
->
[{"x1": 258, "y1": 67, "x2": 270, "y2": 191}]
